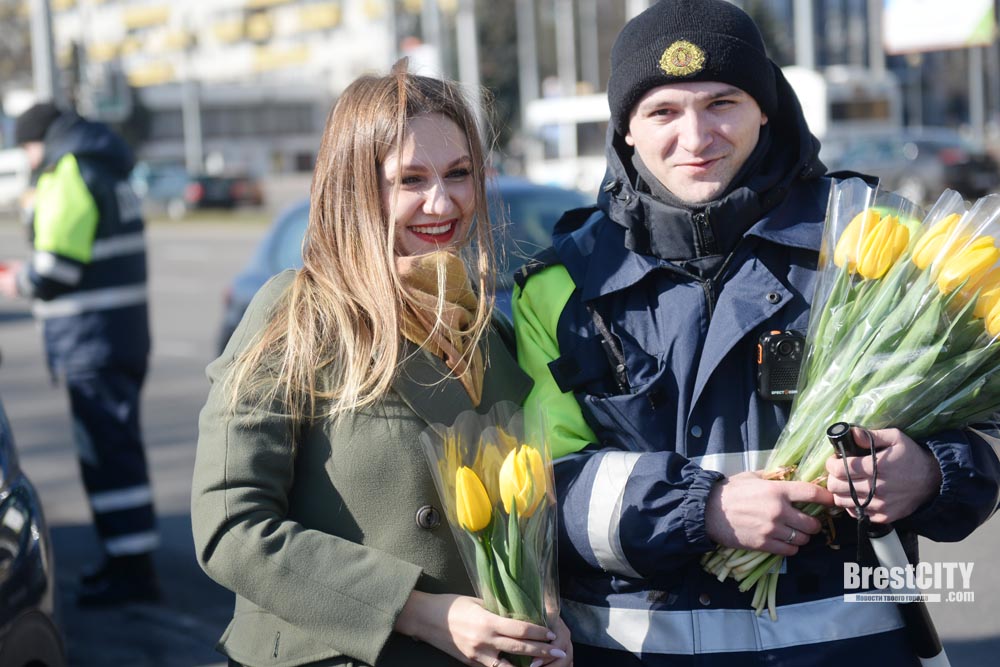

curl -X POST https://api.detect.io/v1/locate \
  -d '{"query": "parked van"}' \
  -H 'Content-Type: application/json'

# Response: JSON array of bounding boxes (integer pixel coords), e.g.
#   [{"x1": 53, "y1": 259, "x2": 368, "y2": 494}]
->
[
  {"x1": 781, "y1": 65, "x2": 903, "y2": 143},
  {"x1": 0, "y1": 149, "x2": 29, "y2": 213}
]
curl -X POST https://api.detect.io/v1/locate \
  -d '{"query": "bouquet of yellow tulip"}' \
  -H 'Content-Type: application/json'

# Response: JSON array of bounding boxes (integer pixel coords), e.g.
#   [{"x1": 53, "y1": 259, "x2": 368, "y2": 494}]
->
[
  {"x1": 703, "y1": 178, "x2": 1000, "y2": 619},
  {"x1": 421, "y1": 401, "x2": 559, "y2": 660}
]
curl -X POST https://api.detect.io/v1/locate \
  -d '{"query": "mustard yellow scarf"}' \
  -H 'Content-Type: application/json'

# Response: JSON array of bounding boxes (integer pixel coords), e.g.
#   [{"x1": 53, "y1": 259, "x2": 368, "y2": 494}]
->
[{"x1": 396, "y1": 252, "x2": 484, "y2": 406}]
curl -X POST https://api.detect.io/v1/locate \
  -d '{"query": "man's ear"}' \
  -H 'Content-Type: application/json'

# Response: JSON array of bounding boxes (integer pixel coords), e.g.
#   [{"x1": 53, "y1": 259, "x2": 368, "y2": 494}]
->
[
  {"x1": 761, "y1": 113, "x2": 769, "y2": 126},
  {"x1": 624, "y1": 132, "x2": 636, "y2": 147}
]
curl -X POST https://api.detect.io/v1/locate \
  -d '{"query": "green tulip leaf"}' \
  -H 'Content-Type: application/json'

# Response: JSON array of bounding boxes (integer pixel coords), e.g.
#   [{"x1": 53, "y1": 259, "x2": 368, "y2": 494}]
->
[{"x1": 507, "y1": 503, "x2": 522, "y2": 581}]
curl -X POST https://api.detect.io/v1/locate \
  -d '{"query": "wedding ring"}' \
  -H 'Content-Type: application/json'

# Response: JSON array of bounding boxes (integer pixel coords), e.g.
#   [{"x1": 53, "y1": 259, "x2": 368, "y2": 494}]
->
[{"x1": 785, "y1": 527, "x2": 798, "y2": 544}]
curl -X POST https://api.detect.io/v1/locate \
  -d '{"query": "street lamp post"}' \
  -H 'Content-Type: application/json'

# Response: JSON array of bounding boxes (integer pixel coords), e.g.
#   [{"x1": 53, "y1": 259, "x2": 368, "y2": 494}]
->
[
  {"x1": 456, "y1": 0, "x2": 483, "y2": 133},
  {"x1": 794, "y1": 0, "x2": 816, "y2": 69},
  {"x1": 867, "y1": 0, "x2": 885, "y2": 75},
  {"x1": 579, "y1": 0, "x2": 600, "y2": 92},
  {"x1": 554, "y1": 0, "x2": 577, "y2": 160},
  {"x1": 28, "y1": 0, "x2": 63, "y2": 105},
  {"x1": 515, "y1": 0, "x2": 541, "y2": 173},
  {"x1": 969, "y1": 45, "x2": 986, "y2": 147}
]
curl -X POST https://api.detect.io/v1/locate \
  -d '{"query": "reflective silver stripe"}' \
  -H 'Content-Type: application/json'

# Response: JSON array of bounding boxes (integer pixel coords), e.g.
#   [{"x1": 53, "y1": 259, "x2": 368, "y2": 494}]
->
[
  {"x1": 91, "y1": 232, "x2": 146, "y2": 260},
  {"x1": 689, "y1": 449, "x2": 771, "y2": 476},
  {"x1": 33, "y1": 284, "x2": 147, "y2": 319},
  {"x1": 588, "y1": 451, "x2": 644, "y2": 578},
  {"x1": 32, "y1": 251, "x2": 82, "y2": 285},
  {"x1": 91, "y1": 485, "x2": 154, "y2": 513},
  {"x1": 105, "y1": 531, "x2": 159, "y2": 556},
  {"x1": 562, "y1": 596, "x2": 904, "y2": 654}
]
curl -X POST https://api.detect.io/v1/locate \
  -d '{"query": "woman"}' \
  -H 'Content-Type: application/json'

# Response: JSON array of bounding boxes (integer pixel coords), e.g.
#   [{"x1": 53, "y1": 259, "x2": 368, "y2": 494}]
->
[{"x1": 192, "y1": 64, "x2": 573, "y2": 667}]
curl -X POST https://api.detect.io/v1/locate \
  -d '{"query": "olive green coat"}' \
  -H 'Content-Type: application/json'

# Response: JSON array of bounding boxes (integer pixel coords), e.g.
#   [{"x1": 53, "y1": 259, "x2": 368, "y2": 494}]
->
[{"x1": 191, "y1": 271, "x2": 533, "y2": 667}]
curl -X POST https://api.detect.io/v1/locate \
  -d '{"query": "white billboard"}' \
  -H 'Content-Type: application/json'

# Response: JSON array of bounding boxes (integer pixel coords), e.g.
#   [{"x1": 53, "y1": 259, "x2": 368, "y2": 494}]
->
[{"x1": 883, "y1": 0, "x2": 996, "y2": 54}]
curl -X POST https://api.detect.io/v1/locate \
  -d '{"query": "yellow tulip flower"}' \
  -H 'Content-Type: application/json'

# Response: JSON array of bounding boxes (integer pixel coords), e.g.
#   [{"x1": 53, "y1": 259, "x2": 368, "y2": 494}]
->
[
  {"x1": 912, "y1": 213, "x2": 963, "y2": 270},
  {"x1": 834, "y1": 209, "x2": 879, "y2": 271},
  {"x1": 976, "y1": 284, "x2": 1000, "y2": 320},
  {"x1": 961, "y1": 266, "x2": 1000, "y2": 311},
  {"x1": 936, "y1": 236, "x2": 1000, "y2": 294},
  {"x1": 986, "y1": 298, "x2": 1000, "y2": 338},
  {"x1": 498, "y1": 445, "x2": 546, "y2": 518},
  {"x1": 833, "y1": 210, "x2": 909, "y2": 279},
  {"x1": 455, "y1": 466, "x2": 492, "y2": 532},
  {"x1": 856, "y1": 214, "x2": 909, "y2": 280}
]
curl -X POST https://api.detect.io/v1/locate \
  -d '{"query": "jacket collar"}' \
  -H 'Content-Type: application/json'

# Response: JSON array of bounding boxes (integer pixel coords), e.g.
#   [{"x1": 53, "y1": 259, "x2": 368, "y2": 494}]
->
[
  {"x1": 559, "y1": 177, "x2": 829, "y2": 303},
  {"x1": 392, "y1": 323, "x2": 533, "y2": 428}
]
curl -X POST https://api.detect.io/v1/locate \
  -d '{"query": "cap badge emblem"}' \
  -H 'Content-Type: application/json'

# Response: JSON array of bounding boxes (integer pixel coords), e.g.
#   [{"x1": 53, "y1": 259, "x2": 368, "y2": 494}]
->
[{"x1": 659, "y1": 40, "x2": 705, "y2": 77}]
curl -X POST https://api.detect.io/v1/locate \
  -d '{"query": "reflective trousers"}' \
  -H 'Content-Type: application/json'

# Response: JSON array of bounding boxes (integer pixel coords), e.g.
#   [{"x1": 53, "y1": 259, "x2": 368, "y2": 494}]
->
[{"x1": 66, "y1": 366, "x2": 158, "y2": 557}]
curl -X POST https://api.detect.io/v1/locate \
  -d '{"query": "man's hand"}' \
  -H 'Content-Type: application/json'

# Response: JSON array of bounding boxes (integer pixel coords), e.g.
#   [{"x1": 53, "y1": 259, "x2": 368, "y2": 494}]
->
[
  {"x1": 0, "y1": 260, "x2": 24, "y2": 299},
  {"x1": 705, "y1": 471, "x2": 835, "y2": 556},
  {"x1": 825, "y1": 427, "x2": 942, "y2": 524}
]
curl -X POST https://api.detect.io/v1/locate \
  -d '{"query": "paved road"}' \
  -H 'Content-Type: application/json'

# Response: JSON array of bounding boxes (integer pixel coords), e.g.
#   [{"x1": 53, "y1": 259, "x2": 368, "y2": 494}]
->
[{"x1": 1, "y1": 216, "x2": 999, "y2": 665}]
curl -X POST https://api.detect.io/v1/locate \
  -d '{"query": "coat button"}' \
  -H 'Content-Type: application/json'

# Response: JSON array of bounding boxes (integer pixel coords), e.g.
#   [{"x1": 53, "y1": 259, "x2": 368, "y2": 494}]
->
[
  {"x1": 766, "y1": 291, "x2": 781, "y2": 304},
  {"x1": 690, "y1": 425, "x2": 703, "y2": 438},
  {"x1": 699, "y1": 592, "x2": 711, "y2": 606},
  {"x1": 415, "y1": 505, "x2": 441, "y2": 530}
]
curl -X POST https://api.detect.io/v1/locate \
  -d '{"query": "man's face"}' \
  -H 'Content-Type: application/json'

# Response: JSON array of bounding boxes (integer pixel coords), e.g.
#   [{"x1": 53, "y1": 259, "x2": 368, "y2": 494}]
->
[
  {"x1": 625, "y1": 81, "x2": 768, "y2": 205},
  {"x1": 21, "y1": 142, "x2": 44, "y2": 171}
]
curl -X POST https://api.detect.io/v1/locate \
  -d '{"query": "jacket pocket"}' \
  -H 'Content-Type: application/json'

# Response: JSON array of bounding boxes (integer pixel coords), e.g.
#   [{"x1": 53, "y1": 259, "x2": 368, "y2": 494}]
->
[
  {"x1": 218, "y1": 609, "x2": 353, "y2": 667},
  {"x1": 583, "y1": 362, "x2": 675, "y2": 451}
]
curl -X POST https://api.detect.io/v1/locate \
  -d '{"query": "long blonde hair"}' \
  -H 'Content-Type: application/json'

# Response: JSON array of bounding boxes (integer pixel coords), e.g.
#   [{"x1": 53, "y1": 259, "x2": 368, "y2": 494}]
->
[{"x1": 228, "y1": 63, "x2": 495, "y2": 423}]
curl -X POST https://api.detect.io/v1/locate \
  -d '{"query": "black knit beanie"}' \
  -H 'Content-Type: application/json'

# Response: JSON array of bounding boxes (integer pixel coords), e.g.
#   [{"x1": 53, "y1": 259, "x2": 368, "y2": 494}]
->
[
  {"x1": 15, "y1": 102, "x2": 63, "y2": 145},
  {"x1": 608, "y1": 0, "x2": 778, "y2": 136}
]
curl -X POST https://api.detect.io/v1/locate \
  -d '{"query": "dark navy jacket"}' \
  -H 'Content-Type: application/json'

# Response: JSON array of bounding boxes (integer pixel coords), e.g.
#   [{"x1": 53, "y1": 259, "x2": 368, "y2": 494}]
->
[
  {"x1": 18, "y1": 112, "x2": 150, "y2": 375},
  {"x1": 513, "y1": 70, "x2": 1000, "y2": 664}
]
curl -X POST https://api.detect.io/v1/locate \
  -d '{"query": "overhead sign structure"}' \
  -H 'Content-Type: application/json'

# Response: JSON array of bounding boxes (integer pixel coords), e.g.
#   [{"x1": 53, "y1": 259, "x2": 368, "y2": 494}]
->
[{"x1": 883, "y1": 0, "x2": 996, "y2": 54}]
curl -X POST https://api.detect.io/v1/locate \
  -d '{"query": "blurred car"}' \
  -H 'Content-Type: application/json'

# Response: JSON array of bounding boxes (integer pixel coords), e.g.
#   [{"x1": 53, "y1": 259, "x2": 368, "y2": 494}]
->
[
  {"x1": 184, "y1": 174, "x2": 264, "y2": 211},
  {"x1": 130, "y1": 162, "x2": 190, "y2": 220},
  {"x1": 131, "y1": 163, "x2": 264, "y2": 219},
  {"x1": 822, "y1": 127, "x2": 1000, "y2": 206},
  {"x1": 217, "y1": 176, "x2": 591, "y2": 352},
  {"x1": 0, "y1": 360, "x2": 66, "y2": 667}
]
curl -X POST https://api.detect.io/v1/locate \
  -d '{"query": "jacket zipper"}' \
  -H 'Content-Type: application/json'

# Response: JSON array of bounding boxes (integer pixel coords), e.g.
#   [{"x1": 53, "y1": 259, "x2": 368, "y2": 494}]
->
[
  {"x1": 701, "y1": 280, "x2": 716, "y2": 319},
  {"x1": 691, "y1": 211, "x2": 718, "y2": 317},
  {"x1": 692, "y1": 211, "x2": 711, "y2": 255},
  {"x1": 656, "y1": 261, "x2": 717, "y2": 321}
]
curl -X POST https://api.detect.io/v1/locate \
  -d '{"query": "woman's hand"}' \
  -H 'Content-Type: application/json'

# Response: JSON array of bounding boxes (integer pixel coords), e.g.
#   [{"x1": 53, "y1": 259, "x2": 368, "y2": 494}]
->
[
  {"x1": 395, "y1": 591, "x2": 570, "y2": 667},
  {"x1": 541, "y1": 615, "x2": 573, "y2": 666}
]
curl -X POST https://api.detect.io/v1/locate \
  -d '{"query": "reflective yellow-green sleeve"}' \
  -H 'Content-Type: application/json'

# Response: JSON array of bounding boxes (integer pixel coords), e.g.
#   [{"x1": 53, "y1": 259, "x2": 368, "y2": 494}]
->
[
  {"x1": 33, "y1": 154, "x2": 99, "y2": 263},
  {"x1": 513, "y1": 264, "x2": 596, "y2": 459}
]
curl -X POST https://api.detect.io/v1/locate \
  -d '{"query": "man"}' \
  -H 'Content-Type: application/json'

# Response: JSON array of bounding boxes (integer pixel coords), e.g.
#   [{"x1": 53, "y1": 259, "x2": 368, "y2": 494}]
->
[
  {"x1": 513, "y1": 1, "x2": 1000, "y2": 665},
  {"x1": 0, "y1": 102, "x2": 159, "y2": 606}
]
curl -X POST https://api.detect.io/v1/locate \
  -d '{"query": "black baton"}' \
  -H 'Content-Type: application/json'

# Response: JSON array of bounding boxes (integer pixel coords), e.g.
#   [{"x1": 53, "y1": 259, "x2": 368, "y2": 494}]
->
[{"x1": 827, "y1": 422, "x2": 950, "y2": 667}]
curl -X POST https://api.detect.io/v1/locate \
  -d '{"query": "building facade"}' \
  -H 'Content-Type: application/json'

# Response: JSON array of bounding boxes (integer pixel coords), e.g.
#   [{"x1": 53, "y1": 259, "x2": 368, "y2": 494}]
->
[{"x1": 48, "y1": 0, "x2": 399, "y2": 175}]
